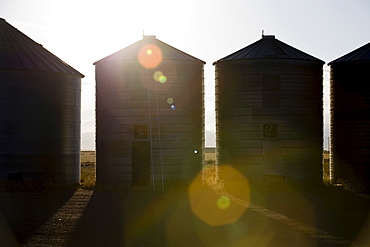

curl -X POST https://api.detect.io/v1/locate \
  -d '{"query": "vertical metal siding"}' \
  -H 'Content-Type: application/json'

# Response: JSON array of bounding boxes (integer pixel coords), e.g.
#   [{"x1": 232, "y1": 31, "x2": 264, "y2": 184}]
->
[
  {"x1": 330, "y1": 61, "x2": 370, "y2": 187},
  {"x1": 96, "y1": 59, "x2": 203, "y2": 190},
  {"x1": 0, "y1": 71, "x2": 81, "y2": 184},
  {"x1": 216, "y1": 59, "x2": 323, "y2": 187},
  {"x1": 0, "y1": 18, "x2": 83, "y2": 185}
]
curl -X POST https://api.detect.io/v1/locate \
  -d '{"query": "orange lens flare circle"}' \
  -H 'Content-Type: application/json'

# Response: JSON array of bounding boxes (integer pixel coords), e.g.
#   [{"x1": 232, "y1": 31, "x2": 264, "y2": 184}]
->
[
  {"x1": 188, "y1": 165, "x2": 250, "y2": 226},
  {"x1": 138, "y1": 44, "x2": 163, "y2": 69}
]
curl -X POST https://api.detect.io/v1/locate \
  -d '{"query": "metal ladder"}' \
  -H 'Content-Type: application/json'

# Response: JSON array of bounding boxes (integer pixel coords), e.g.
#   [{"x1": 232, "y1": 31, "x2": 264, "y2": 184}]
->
[{"x1": 147, "y1": 68, "x2": 164, "y2": 192}]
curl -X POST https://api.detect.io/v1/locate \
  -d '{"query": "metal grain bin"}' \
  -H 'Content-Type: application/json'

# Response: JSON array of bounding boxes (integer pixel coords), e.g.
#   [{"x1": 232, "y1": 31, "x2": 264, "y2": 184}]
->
[
  {"x1": 94, "y1": 35, "x2": 205, "y2": 191},
  {"x1": 0, "y1": 18, "x2": 84, "y2": 185},
  {"x1": 214, "y1": 35, "x2": 324, "y2": 187},
  {"x1": 329, "y1": 42, "x2": 370, "y2": 188}
]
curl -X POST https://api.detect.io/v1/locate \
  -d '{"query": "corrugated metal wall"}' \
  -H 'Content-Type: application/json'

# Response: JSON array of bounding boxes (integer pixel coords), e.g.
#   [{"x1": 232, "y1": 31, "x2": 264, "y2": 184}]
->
[
  {"x1": 215, "y1": 37, "x2": 324, "y2": 187},
  {"x1": 95, "y1": 37, "x2": 204, "y2": 190},
  {"x1": 0, "y1": 71, "x2": 82, "y2": 184},
  {"x1": 330, "y1": 58, "x2": 370, "y2": 187},
  {"x1": 0, "y1": 18, "x2": 83, "y2": 185}
]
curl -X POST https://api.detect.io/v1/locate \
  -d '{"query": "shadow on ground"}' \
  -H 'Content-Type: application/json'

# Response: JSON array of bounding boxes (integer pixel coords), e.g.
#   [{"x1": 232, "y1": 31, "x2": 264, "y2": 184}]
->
[
  {"x1": 251, "y1": 187, "x2": 370, "y2": 245},
  {"x1": 0, "y1": 189, "x2": 75, "y2": 246},
  {"x1": 2, "y1": 186, "x2": 370, "y2": 246},
  {"x1": 67, "y1": 187, "x2": 370, "y2": 247},
  {"x1": 66, "y1": 190, "x2": 206, "y2": 246}
]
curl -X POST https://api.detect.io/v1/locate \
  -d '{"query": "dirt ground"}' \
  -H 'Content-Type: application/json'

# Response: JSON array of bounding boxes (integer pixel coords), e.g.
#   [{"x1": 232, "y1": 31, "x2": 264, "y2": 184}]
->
[{"x1": 1, "y1": 186, "x2": 370, "y2": 247}]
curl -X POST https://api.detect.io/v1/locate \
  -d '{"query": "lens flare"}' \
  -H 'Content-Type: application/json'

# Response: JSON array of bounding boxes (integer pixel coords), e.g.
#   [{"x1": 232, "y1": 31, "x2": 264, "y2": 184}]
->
[
  {"x1": 217, "y1": 196, "x2": 231, "y2": 210},
  {"x1": 138, "y1": 44, "x2": 162, "y2": 69},
  {"x1": 153, "y1": 71, "x2": 167, "y2": 84},
  {"x1": 153, "y1": 71, "x2": 163, "y2": 81},
  {"x1": 167, "y1": 98, "x2": 174, "y2": 104},
  {"x1": 188, "y1": 165, "x2": 250, "y2": 226},
  {"x1": 170, "y1": 105, "x2": 176, "y2": 110},
  {"x1": 159, "y1": 75, "x2": 167, "y2": 83}
]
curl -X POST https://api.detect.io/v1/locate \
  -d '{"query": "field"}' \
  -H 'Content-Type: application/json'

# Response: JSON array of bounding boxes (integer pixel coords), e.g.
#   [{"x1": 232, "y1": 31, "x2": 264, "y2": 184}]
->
[
  {"x1": 81, "y1": 151, "x2": 96, "y2": 163},
  {"x1": 79, "y1": 149, "x2": 218, "y2": 189},
  {"x1": 80, "y1": 150, "x2": 333, "y2": 190},
  {"x1": 80, "y1": 151, "x2": 96, "y2": 190}
]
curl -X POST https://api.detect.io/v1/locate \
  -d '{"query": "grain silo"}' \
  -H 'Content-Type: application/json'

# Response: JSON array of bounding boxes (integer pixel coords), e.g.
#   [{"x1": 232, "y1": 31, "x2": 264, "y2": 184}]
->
[
  {"x1": 0, "y1": 18, "x2": 84, "y2": 185},
  {"x1": 214, "y1": 35, "x2": 324, "y2": 187},
  {"x1": 329, "y1": 42, "x2": 370, "y2": 188},
  {"x1": 94, "y1": 35, "x2": 205, "y2": 191}
]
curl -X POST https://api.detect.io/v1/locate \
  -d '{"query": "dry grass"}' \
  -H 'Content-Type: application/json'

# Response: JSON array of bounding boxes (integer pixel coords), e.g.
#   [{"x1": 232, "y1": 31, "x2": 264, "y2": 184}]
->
[
  {"x1": 323, "y1": 158, "x2": 330, "y2": 186},
  {"x1": 80, "y1": 162, "x2": 96, "y2": 190},
  {"x1": 202, "y1": 164, "x2": 225, "y2": 193},
  {"x1": 336, "y1": 178, "x2": 370, "y2": 194}
]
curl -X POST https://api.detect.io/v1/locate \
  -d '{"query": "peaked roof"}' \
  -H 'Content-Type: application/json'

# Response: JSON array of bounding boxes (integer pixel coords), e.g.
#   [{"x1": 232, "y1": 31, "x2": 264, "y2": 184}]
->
[
  {"x1": 94, "y1": 35, "x2": 206, "y2": 65},
  {"x1": 213, "y1": 35, "x2": 324, "y2": 65},
  {"x1": 0, "y1": 18, "x2": 84, "y2": 77},
  {"x1": 328, "y1": 42, "x2": 370, "y2": 65}
]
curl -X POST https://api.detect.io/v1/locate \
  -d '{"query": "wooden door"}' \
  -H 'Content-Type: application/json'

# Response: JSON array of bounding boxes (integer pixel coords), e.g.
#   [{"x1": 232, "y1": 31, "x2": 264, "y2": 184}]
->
[{"x1": 132, "y1": 142, "x2": 150, "y2": 187}]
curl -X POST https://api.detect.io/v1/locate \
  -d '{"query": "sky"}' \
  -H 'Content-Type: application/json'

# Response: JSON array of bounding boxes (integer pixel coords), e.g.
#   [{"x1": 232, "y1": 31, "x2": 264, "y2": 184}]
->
[{"x1": 1, "y1": 0, "x2": 369, "y2": 150}]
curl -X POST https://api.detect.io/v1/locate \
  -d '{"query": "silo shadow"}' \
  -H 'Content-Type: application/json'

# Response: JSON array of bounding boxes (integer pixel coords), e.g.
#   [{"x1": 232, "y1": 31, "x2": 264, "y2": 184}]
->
[
  {"x1": 0, "y1": 189, "x2": 76, "y2": 245},
  {"x1": 66, "y1": 190, "x2": 194, "y2": 247},
  {"x1": 66, "y1": 190, "x2": 125, "y2": 246}
]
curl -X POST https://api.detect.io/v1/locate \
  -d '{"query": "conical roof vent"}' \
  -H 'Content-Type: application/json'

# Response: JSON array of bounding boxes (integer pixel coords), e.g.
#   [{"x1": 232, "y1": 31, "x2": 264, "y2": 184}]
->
[
  {"x1": 0, "y1": 18, "x2": 84, "y2": 77},
  {"x1": 214, "y1": 35, "x2": 324, "y2": 64},
  {"x1": 328, "y1": 42, "x2": 370, "y2": 65},
  {"x1": 94, "y1": 35, "x2": 205, "y2": 65}
]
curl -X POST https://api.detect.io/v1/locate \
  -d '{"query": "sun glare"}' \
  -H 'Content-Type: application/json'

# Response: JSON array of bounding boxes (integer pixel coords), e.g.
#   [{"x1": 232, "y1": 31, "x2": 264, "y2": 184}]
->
[
  {"x1": 217, "y1": 195, "x2": 231, "y2": 209},
  {"x1": 138, "y1": 44, "x2": 163, "y2": 69},
  {"x1": 188, "y1": 165, "x2": 250, "y2": 226}
]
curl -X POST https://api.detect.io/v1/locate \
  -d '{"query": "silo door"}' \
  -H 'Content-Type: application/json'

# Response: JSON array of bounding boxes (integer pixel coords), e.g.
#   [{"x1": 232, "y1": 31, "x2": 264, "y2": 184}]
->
[
  {"x1": 132, "y1": 142, "x2": 150, "y2": 187},
  {"x1": 263, "y1": 141, "x2": 281, "y2": 175}
]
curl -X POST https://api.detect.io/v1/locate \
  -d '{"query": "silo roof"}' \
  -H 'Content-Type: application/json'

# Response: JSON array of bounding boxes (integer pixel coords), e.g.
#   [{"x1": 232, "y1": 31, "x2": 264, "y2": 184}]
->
[
  {"x1": 0, "y1": 18, "x2": 84, "y2": 77},
  {"x1": 328, "y1": 42, "x2": 370, "y2": 65},
  {"x1": 94, "y1": 35, "x2": 206, "y2": 65},
  {"x1": 213, "y1": 35, "x2": 324, "y2": 65}
]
